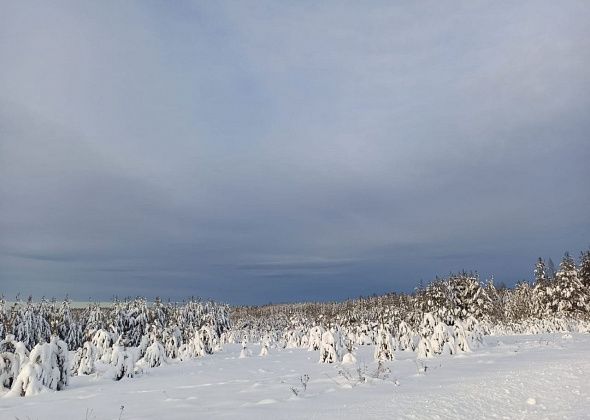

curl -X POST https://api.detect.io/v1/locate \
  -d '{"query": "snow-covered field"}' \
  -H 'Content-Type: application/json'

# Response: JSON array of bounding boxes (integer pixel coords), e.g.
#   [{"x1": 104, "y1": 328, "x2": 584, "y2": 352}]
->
[{"x1": 1, "y1": 333, "x2": 588, "y2": 419}]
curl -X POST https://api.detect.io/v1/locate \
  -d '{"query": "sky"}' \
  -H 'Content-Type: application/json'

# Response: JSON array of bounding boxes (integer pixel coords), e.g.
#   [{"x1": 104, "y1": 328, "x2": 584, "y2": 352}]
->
[{"x1": 1, "y1": 1, "x2": 589, "y2": 305}]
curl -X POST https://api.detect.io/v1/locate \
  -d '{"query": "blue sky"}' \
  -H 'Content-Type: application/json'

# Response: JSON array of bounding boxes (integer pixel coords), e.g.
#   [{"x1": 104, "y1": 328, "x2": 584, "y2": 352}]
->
[{"x1": 1, "y1": 1, "x2": 589, "y2": 304}]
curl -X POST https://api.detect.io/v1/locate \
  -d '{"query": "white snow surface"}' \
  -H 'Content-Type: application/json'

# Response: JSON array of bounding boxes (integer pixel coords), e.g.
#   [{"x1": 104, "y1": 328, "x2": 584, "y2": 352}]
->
[{"x1": 1, "y1": 333, "x2": 589, "y2": 419}]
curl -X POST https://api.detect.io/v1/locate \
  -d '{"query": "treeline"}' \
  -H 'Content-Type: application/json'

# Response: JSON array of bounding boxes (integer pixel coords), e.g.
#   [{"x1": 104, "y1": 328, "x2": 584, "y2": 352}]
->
[
  {"x1": 233, "y1": 249, "x2": 590, "y2": 332},
  {"x1": 0, "y1": 298, "x2": 230, "y2": 352}
]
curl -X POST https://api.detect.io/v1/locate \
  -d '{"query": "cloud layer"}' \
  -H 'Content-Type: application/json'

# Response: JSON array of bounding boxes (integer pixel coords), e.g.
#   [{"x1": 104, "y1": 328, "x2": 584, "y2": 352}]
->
[{"x1": 1, "y1": 1, "x2": 589, "y2": 303}]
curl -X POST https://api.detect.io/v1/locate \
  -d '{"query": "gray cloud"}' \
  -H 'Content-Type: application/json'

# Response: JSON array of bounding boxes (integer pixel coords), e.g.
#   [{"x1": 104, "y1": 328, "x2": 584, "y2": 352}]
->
[{"x1": 1, "y1": 1, "x2": 589, "y2": 304}]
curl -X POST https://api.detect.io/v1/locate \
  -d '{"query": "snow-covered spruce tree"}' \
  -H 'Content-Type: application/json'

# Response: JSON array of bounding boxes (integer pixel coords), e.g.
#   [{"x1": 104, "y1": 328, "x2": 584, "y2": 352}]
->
[
  {"x1": 0, "y1": 335, "x2": 27, "y2": 392},
  {"x1": 284, "y1": 328, "x2": 302, "y2": 349},
  {"x1": 416, "y1": 333, "x2": 434, "y2": 359},
  {"x1": 0, "y1": 297, "x2": 7, "y2": 340},
  {"x1": 319, "y1": 327, "x2": 342, "y2": 363},
  {"x1": 179, "y1": 329, "x2": 206, "y2": 360},
  {"x1": 448, "y1": 272, "x2": 491, "y2": 321},
  {"x1": 431, "y1": 320, "x2": 455, "y2": 355},
  {"x1": 136, "y1": 333, "x2": 150, "y2": 360},
  {"x1": 72, "y1": 341, "x2": 97, "y2": 376},
  {"x1": 481, "y1": 278, "x2": 506, "y2": 324},
  {"x1": 8, "y1": 336, "x2": 69, "y2": 396},
  {"x1": 397, "y1": 320, "x2": 415, "y2": 351},
  {"x1": 55, "y1": 299, "x2": 83, "y2": 351},
  {"x1": 7, "y1": 359, "x2": 43, "y2": 396},
  {"x1": 300, "y1": 331, "x2": 309, "y2": 348},
  {"x1": 420, "y1": 279, "x2": 453, "y2": 324},
  {"x1": 416, "y1": 313, "x2": 436, "y2": 359},
  {"x1": 84, "y1": 302, "x2": 105, "y2": 333},
  {"x1": 259, "y1": 333, "x2": 271, "y2": 357},
  {"x1": 199, "y1": 325, "x2": 216, "y2": 355},
  {"x1": 151, "y1": 297, "x2": 169, "y2": 329},
  {"x1": 70, "y1": 345, "x2": 82, "y2": 376},
  {"x1": 92, "y1": 328, "x2": 114, "y2": 362},
  {"x1": 555, "y1": 252, "x2": 587, "y2": 315},
  {"x1": 357, "y1": 324, "x2": 373, "y2": 346},
  {"x1": 163, "y1": 326, "x2": 182, "y2": 359},
  {"x1": 239, "y1": 335, "x2": 251, "y2": 358},
  {"x1": 132, "y1": 299, "x2": 149, "y2": 345},
  {"x1": 579, "y1": 249, "x2": 590, "y2": 291},
  {"x1": 464, "y1": 316, "x2": 484, "y2": 349},
  {"x1": 504, "y1": 281, "x2": 535, "y2": 322},
  {"x1": 374, "y1": 325, "x2": 395, "y2": 361},
  {"x1": 111, "y1": 299, "x2": 149, "y2": 348},
  {"x1": 308, "y1": 326, "x2": 323, "y2": 351},
  {"x1": 136, "y1": 325, "x2": 167, "y2": 368},
  {"x1": 52, "y1": 336, "x2": 69, "y2": 390},
  {"x1": 141, "y1": 340, "x2": 167, "y2": 368},
  {"x1": 453, "y1": 320, "x2": 471, "y2": 352},
  {"x1": 1, "y1": 334, "x2": 29, "y2": 368},
  {"x1": 0, "y1": 351, "x2": 19, "y2": 392},
  {"x1": 578, "y1": 249, "x2": 590, "y2": 283},
  {"x1": 110, "y1": 336, "x2": 135, "y2": 381},
  {"x1": 532, "y1": 258, "x2": 553, "y2": 318},
  {"x1": 534, "y1": 258, "x2": 548, "y2": 284},
  {"x1": 12, "y1": 297, "x2": 51, "y2": 351}
]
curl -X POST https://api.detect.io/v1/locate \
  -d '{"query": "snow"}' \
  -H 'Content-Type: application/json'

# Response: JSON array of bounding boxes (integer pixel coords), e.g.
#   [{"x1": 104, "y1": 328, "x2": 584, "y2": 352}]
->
[{"x1": 1, "y1": 333, "x2": 589, "y2": 419}]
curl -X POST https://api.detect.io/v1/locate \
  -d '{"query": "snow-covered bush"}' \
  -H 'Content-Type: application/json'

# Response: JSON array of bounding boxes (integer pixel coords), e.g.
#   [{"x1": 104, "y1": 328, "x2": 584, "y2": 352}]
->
[{"x1": 342, "y1": 350, "x2": 357, "y2": 365}]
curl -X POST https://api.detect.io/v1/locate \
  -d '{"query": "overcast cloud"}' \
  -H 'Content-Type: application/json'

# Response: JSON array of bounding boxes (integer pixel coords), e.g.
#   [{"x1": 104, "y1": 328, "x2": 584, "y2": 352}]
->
[{"x1": 1, "y1": 1, "x2": 589, "y2": 304}]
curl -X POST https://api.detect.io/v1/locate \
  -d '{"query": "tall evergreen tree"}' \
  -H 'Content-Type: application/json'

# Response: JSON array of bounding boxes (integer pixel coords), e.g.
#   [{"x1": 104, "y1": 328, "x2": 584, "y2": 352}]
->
[
  {"x1": 555, "y1": 252, "x2": 586, "y2": 315},
  {"x1": 579, "y1": 249, "x2": 590, "y2": 288},
  {"x1": 532, "y1": 258, "x2": 551, "y2": 317},
  {"x1": 534, "y1": 258, "x2": 548, "y2": 285}
]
